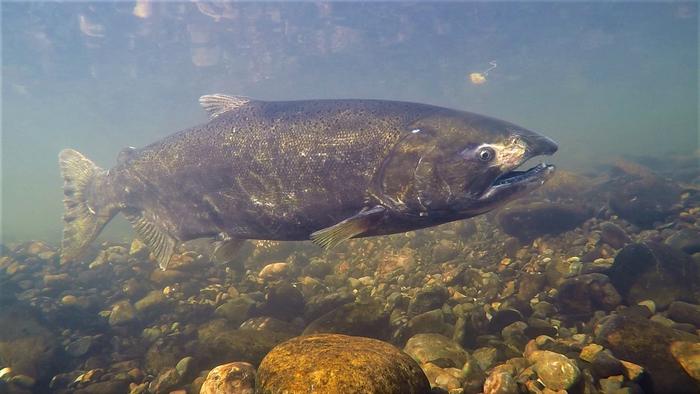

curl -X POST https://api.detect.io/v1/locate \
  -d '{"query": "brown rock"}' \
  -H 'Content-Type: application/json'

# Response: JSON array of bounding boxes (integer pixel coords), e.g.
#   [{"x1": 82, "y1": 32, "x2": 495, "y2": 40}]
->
[
  {"x1": 376, "y1": 248, "x2": 417, "y2": 279},
  {"x1": 668, "y1": 301, "x2": 700, "y2": 328},
  {"x1": 670, "y1": 341, "x2": 700, "y2": 381},
  {"x1": 302, "y1": 301, "x2": 390, "y2": 340},
  {"x1": 197, "y1": 323, "x2": 291, "y2": 367},
  {"x1": 256, "y1": 334, "x2": 430, "y2": 393},
  {"x1": 496, "y1": 202, "x2": 592, "y2": 242},
  {"x1": 595, "y1": 314, "x2": 699, "y2": 392},
  {"x1": 556, "y1": 273, "x2": 621, "y2": 315},
  {"x1": 258, "y1": 262, "x2": 290, "y2": 281},
  {"x1": 483, "y1": 370, "x2": 518, "y2": 394},
  {"x1": 43, "y1": 273, "x2": 71, "y2": 288},
  {"x1": 403, "y1": 333, "x2": 468, "y2": 369},
  {"x1": 528, "y1": 350, "x2": 580, "y2": 390},
  {"x1": 607, "y1": 242, "x2": 700, "y2": 308}
]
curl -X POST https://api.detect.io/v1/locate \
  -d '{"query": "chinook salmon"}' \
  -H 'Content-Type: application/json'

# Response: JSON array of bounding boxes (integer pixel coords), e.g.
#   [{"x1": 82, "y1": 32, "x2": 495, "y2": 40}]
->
[{"x1": 59, "y1": 95, "x2": 557, "y2": 269}]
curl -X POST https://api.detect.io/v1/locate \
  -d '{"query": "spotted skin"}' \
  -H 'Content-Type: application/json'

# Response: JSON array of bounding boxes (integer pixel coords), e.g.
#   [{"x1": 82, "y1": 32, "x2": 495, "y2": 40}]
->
[{"x1": 81, "y1": 98, "x2": 557, "y2": 251}]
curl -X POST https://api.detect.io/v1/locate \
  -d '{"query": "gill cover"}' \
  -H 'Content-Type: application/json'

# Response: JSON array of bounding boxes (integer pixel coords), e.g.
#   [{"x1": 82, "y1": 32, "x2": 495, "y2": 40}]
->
[{"x1": 376, "y1": 127, "x2": 449, "y2": 214}]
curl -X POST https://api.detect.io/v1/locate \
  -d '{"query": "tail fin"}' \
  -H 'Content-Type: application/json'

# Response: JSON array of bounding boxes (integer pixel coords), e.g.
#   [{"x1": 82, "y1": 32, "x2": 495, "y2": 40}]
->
[{"x1": 58, "y1": 149, "x2": 117, "y2": 264}]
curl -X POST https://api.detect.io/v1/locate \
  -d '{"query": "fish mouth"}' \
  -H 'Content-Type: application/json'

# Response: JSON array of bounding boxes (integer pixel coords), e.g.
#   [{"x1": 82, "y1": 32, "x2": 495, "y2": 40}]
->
[
  {"x1": 492, "y1": 162, "x2": 555, "y2": 187},
  {"x1": 478, "y1": 161, "x2": 556, "y2": 202}
]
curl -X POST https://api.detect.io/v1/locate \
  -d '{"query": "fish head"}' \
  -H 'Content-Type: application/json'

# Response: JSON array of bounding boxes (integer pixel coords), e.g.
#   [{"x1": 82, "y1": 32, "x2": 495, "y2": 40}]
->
[{"x1": 378, "y1": 110, "x2": 557, "y2": 218}]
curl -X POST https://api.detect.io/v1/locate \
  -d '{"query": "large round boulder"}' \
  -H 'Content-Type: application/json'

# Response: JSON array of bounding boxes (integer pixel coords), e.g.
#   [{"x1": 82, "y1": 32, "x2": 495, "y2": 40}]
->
[
  {"x1": 496, "y1": 202, "x2": 592, "y2": 242},
  {"x1": 256, "y1": 334, "x2": 430, "y2": 393},
  {"x1": 608, "y1": 173, "x2": 680, "y2": 227},
  {"x1": 607, "y1": 242, "x2": 700, "y2": 308},
  {"x1": 302, "y1": 300, "x2": 390, "y2": 340},
  {"x1": 595, "y1": 314, "x2": 699, "y2": 393},
  {"x1": 0, "y1": 304, "x2": 59, "y2": 382}
]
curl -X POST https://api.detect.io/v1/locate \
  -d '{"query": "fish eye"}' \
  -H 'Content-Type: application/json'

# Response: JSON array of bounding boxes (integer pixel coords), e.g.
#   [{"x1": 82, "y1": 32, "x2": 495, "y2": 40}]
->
[{"x1": 477, "y1": 147, "x2": 495, "y2": 162}]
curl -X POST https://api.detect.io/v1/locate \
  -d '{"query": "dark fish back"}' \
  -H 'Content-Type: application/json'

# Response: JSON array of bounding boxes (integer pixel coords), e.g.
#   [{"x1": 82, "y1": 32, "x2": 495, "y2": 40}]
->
[{"x1": 120, "y1": 100, "x2": 428, "y2": 240}]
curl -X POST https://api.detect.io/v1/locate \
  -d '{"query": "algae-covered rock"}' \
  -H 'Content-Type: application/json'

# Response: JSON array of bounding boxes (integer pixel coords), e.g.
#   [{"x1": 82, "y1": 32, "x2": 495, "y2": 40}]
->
[
  {"x1": 197, "y1": 320, "x2": 292, "y2": 367},
  {"x1": 483, "y1": 370, "x2": 518, "y2": 394},
  {"x1": 529, "y1": 350, "x2": 580, "y2": 390},
  {"x1": 200, "y1": 362, "x2": 255, "y2": 394},
  {"x1": 134, "y1": 290, "x2": 167, "y2": 316},
  {"x1": 302, "y1": 300, "x2": 390, "y2": 340},
  {"x1": 556, "y1": 273, "x2": 621, "y2": 315},
  {"x1": 670, "y1": 341, "x2": 700, "y2": 382},
  {"x1": 595, "y1": 314, "x2": 699, "y2": 392},
  {"x1": 0, "y1": 304, "x2": 59, "y2": 381},
  {"x1": 666, "y1": 229, "x2": 700, "y2": 255},
  {"x1": 668, "y1": 301, "x2": 700, "y2": 328},
  {"x1": 599, "y1": 221, "x2": 632, "y2": 249},
  {"x1": 214, "y1": 295, "x2": 255, "y2": 326},
  {"x1": 149, "y1": 367, "x2": 181, "y2": 394},
  {"x1": 408, "y1": 285, "x2": 449, "y2": 316},
  {"x1": 108, "y1": 300, "x2": 137, "y2": 326},
  {"x1": 256, "y1": 334, "x2": 430, "y2": 394},
  {"x1": 607, "y1": 242, "x2": 699, "y2": 308},
  {"x1": 608, "y1": 173, "x2": 680, "y2": 227},
  {"x1": 403, "y1": 333, "x2": 468, "y2": 369},
  {"x1": 496, "y1": 202, "x2": 592, "y2": 241},
  {"x1": 257, "y1": 282, "x2": 305, "y2": 321}
]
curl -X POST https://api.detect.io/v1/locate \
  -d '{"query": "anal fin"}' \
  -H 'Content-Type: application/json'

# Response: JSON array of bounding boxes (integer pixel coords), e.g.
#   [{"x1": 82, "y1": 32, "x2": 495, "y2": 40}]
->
[
  {"x1": 124, "y1": 210, "x2": 177, "y2": 270},
  {"x1": 310, "y1": 206, "x2": 386, "y2": 249}
]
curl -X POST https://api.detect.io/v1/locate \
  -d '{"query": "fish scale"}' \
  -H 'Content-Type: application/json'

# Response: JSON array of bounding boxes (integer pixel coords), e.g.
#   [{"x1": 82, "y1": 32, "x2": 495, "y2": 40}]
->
[{"x1": 58, "y1": 95, "x2": 557, "y2": 269}]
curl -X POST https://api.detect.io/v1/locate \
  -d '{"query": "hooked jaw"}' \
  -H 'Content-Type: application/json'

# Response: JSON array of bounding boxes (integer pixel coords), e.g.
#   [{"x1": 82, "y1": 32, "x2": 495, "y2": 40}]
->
[{"x1": 479, "y1": 134, "x2": 558, "y2": 202}]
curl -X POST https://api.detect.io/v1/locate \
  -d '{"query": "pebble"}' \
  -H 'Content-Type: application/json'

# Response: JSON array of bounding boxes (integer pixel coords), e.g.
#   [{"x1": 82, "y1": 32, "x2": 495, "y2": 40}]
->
[
  {"x1": 258, "y1": 262, "x2": 290, "y2": 281},
  {"x1": 579, "y1": 343, "x2": 604, "y2": 362},
  {"x1": 488, "y1": 308, "x2": 523, "y2": 332},
  {"x1": 590, "y1": 349, "x2": 624, "y2": 378},
  {"x1": 668, "y1": 301, "x2": 700, "y2": 327},
  {"x1": 175, "y1": 356, "x2": 195, "y2": 380},
  {"x1": 620, "y1": 359, "x2": 645, "y2": 381},
  {"x1": 665, "y1": 229, "x2": 700, "y2": 254},
  {"x1": 599, "y1": 221, "x2": 632, "y2": 249},
  {"x1": 65, "y1": 336, "x2": 96, "y2": 357},
  {"x1": 637, "y1": 299, "x2": 656, "y2": 315},
  {"x1": 403, "y1": 333, "x2": 468, "y2": 369},
  {"x1": 529, "y1": 350, "x2": 580, "y2": 390},
  {"x1": 200, "y1": 362, "x2": 256, "y2": 394},
  {"x1": 44, "y1": 273, "x2": 71, "y2": 288},
  {"x1": 670, "y1": 341, "x2": 700, "y2": 381},
  {"x1": 214, "y1": 296, "x2": 255, "y2": 326},
  {"x1": 134, "y1": 290, "x2": 167, "y2": 314},
  {"x1": 10, "y1": 374, "x2": 36, "y2": 389},
  {"x1": 483, "y1": 370, "x2": 518, "y2": 394},
  {"x1": 472, "y1": 347, "x2": 499, "y2": 372},
  {"x1": 148, "y1": 368, "x2": 181, "y2": 394},
  {"x1": 61, "y1": 295, "x2": 78, "y2": 306},
  {"x1": 108, "y1": 300, "x2": 137, "y2": 326},
  {"x1": 408, "y1": 285, "x2": 449, "y2": 315}
]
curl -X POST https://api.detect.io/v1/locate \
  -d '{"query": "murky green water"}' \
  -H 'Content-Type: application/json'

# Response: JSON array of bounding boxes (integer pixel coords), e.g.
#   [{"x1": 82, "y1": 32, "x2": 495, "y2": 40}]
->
[
  {"x1": 2, "y1": 2, "x2": 697, "y2": 243},
  {"x1": 1, "y1": 3, "x2": 699, "y2": 394}
]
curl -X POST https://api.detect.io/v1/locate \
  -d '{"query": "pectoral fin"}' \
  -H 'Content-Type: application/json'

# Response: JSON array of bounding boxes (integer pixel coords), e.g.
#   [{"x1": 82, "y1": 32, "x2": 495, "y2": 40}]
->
[
  {"x1": 310, "y1": 206, "x2": 386, "y2": 249},
  {"x1": 123, "y1": 210, "x2": 177, "y2": 270}
]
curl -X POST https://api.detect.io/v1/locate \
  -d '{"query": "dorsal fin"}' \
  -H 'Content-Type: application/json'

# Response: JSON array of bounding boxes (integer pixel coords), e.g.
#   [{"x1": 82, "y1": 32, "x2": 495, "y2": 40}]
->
[{"x1": 199, "y1": 94, "x2": 250, "y2": 119}]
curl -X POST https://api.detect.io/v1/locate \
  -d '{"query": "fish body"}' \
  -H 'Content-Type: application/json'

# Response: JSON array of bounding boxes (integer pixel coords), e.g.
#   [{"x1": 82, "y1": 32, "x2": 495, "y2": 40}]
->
[{"x1": 59, "y1": 95, "x2": 557, "y2": 268}]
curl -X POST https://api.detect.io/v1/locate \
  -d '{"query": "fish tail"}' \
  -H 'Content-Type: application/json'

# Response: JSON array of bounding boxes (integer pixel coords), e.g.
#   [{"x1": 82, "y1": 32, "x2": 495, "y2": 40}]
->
[{"x1": 58, "y1": 149, "x2": 118, "y2": 264}]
